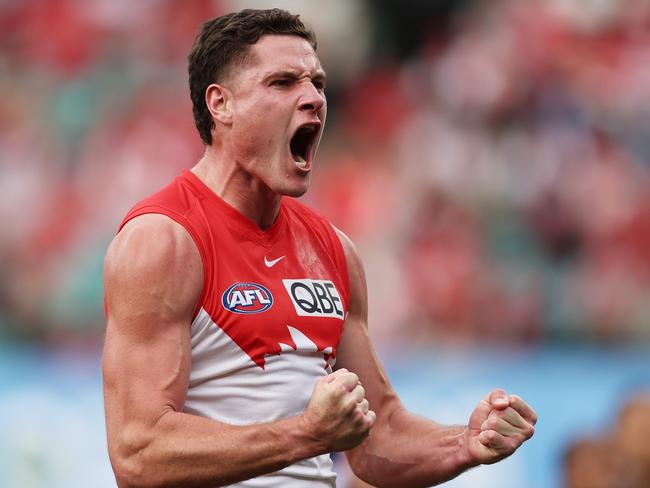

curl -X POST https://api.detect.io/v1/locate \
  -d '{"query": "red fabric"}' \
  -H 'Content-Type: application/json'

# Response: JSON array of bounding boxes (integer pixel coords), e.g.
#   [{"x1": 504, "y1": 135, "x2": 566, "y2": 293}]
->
[{"x1": 118, "y1": 170, "x2": 350, "y2": 369}]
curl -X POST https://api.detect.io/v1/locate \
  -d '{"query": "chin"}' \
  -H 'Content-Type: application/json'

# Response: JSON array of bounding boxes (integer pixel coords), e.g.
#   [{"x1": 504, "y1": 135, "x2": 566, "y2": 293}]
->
[
  {"x1": 282, "y1": 185, "x2": 309, "y2": 198},
  {"x1": 278, "y1": 177, "x2": 311, "y2": 198}
]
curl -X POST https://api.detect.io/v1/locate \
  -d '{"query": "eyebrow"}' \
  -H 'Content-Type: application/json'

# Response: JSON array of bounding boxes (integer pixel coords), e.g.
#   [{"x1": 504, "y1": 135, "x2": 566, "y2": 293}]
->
[{"x1": 265, "y1": 69, "x2": 327, "y2": 84}]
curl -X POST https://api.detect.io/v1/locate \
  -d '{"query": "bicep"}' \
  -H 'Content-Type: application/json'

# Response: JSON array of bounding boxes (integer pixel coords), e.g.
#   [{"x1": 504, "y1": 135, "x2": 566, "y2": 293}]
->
[
  {"x1": 333, "y1": 228, "x2": 401, "y2": 417},
  {"x1": 103, "y1": 215, "x2": 203, "y2": 438},
  {"x1": 335, "y1": 313, "x2": 400, "y2": 416}
]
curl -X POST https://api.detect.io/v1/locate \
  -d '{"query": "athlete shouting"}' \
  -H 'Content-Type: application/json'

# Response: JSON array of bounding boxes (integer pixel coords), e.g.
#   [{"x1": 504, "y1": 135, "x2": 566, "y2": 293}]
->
[{"x1": 102, "y1": 8, "x2": 536, "y2": 488}]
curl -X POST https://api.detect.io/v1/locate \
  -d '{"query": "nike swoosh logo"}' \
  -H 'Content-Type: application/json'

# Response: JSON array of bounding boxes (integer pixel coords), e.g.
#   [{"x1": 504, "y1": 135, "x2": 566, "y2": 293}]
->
[{"x1": 264, "y1": 255, "x2": 286, "y2": 268}]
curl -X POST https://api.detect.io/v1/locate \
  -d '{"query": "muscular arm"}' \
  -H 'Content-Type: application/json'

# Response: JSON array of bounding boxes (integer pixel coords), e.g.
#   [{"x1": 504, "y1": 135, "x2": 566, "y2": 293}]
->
[
  {"x1": 103, "y1": 215, "x2": 373, "y2": 488},
  {"x1": 334, "y1": 229, "x2": 536, "y2": 488}
]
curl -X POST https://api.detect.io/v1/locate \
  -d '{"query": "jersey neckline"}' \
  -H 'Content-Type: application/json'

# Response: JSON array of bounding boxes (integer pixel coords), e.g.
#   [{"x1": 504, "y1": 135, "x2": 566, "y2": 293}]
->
[{"x1": 181, "y1": 169, "x2": 287, "y2": 246}]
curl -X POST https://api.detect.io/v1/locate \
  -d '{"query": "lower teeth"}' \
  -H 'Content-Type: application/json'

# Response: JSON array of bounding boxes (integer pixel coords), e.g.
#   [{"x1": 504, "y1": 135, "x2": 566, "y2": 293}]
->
[{"x1": 295, "y1": 155, "x2": 307, "y2": 168}]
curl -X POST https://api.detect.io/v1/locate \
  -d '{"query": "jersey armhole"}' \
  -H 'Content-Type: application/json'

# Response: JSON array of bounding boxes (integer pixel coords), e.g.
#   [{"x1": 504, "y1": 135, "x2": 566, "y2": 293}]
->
[
  {"x1": 118, "y1": 205, "x2": 208, "y2": 321},
  {"x1": 328, "y1": 223, "x2": 351, "y2": 313}
]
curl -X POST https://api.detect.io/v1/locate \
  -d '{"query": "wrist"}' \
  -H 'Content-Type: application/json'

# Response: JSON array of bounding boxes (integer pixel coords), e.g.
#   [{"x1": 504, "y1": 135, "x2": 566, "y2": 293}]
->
[
  {"x1": 294, "y1": 413, "x2": 329, "y2": 457},
  {"x1": 454, "y1": 427, "x2": 481, "y2": 470}
]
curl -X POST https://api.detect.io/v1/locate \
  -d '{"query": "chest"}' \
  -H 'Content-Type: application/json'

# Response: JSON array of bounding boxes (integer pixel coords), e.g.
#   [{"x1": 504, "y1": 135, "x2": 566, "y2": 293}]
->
[{"x1": 201, "y1": 225, "x2": 348, "y2": 369}]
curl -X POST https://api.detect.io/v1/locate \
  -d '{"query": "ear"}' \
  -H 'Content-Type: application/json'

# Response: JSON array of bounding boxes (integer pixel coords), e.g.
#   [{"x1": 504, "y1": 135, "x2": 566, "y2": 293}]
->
[{"x1": 205, "y1": 83, "x2": 233, "y2": 125}]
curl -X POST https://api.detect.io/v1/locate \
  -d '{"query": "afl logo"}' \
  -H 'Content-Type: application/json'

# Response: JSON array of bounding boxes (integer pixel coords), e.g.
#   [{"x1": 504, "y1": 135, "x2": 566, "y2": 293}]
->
[{"x1": 222, "y1": 283, "x2": 274, "y2": 314}]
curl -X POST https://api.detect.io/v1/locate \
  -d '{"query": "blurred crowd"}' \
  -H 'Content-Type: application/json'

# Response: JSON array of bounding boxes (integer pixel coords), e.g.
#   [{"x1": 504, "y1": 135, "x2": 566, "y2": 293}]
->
[{"x1": 1, "y1": 0, "x2": 649, "y2": 347}]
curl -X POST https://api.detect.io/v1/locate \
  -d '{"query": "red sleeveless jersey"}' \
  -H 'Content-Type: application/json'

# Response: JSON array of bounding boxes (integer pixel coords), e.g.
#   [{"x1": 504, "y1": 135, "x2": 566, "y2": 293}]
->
[{"x1": 118, "y1": 169, "x2": 350, "y2": 487}]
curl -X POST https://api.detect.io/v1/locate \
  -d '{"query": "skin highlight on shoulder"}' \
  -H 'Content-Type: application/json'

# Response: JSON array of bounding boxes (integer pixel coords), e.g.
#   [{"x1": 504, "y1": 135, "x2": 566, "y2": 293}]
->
[{"x1": 104, "y1": 214, "x2": 203, "y2": 325}]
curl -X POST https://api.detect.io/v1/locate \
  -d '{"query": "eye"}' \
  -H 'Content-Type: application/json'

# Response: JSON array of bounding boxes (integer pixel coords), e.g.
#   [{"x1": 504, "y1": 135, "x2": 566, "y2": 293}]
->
[
  {"x1": 271, "y1": 79, "x2": 292, "y2": 87},
  {"x1": 313, "y1": 80, "x2": 326, "y2": 92}
]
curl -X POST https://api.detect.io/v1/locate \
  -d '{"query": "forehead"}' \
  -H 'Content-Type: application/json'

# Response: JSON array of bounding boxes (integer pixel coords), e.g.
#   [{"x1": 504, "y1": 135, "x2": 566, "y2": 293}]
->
[{"x1": 246, "y1": 35, "x2": 323, "y2": 76}]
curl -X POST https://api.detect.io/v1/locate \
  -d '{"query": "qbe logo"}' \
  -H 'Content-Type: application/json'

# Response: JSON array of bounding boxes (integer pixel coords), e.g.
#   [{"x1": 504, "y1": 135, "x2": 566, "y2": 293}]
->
[
  {"x1": 222, "y1": 283, "x2": 273, "y2": 314},
  {"x1": 282, "y1": 279, "x2": 344, "y2": 319}
]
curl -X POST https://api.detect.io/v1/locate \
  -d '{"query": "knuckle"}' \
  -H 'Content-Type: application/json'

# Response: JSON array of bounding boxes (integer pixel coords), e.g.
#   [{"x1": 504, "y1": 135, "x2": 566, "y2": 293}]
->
[
  {"x1": 484, "y1": 430, "x2": 496, "y2": 443},
  {"x1": 525, "y1": 424, "x2": 535, "y2": 438},
  {"x1": 503, "y1": 439, "x2": 517, "y2": 454},
  {"x1": 509, "y1": 434, "x2": 522, "y2": 445},
  {"x1": 354, "y1": 409, "x2": 366, "y2": 424},
  {"x1": 512, "y1": 433, "x2": 527, "y2": 446},
  {"x1": 348, "y1": 412, "x2": 363, "y2": 430},
  {"x1": 343, "y1": 397, "x2": 357, "y2": 412}
]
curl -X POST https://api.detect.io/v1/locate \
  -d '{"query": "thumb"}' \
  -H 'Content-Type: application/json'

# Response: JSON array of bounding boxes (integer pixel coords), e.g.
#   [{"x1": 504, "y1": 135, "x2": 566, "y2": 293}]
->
[
  {"x1": 468, "y1": 389, "x2": 509, "y2": 431},
  {"x1": 468, "y1": 396, "x2": 492, "y2": 431},
  {"x1": 489, "y1": 388, "x2": 509, "y2": 410}
]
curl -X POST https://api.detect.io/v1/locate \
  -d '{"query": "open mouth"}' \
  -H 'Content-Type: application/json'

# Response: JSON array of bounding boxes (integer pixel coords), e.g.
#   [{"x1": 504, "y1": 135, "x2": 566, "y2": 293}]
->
[{"x1": 289, "y1": 123, "x2": 320, "y2": 170}]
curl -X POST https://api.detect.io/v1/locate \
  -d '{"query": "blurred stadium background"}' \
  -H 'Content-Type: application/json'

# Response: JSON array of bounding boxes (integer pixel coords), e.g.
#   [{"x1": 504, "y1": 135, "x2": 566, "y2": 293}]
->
[{"x1": 2, "y1": 0, "x2": 650, "y2": 487}]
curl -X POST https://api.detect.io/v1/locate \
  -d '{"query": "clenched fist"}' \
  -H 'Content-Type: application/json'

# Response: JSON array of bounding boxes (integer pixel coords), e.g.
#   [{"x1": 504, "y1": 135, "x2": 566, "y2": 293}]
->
[
  {"x1": 465, "y1": 389, "x2": 537, "y2": 465},
  {"x1": 301, "y1": 368, "x2": 376, "y2": 452}
]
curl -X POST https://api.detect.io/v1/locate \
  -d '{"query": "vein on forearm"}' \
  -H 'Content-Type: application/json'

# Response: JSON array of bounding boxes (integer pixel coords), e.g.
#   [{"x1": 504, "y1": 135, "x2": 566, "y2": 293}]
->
[{"x1": 352, "y1": 407, "x2": 474, "y2": 487}]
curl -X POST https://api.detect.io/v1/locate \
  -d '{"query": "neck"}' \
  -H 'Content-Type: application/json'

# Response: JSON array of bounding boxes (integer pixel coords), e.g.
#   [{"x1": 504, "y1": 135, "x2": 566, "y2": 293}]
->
[{"x1": 191, "y1": 145, "x2": 282, "y2": 230}]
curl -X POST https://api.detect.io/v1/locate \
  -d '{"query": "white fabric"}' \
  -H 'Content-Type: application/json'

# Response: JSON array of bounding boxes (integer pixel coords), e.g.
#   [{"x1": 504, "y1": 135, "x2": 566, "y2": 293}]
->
[{"x1": 183, "y1": 308, "x2": 337, "y2": 487}]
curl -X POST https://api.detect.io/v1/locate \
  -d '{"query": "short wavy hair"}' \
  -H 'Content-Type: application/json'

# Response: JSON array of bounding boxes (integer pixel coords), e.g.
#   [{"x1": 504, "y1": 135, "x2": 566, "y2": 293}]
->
[{"x1": 188, "y1": 8, "x2": 317, "y2": 145}]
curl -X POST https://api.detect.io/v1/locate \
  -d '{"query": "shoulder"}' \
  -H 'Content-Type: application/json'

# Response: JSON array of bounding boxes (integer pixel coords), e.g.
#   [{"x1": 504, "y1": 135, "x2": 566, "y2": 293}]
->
[
  {"x1": 107, "y1": 214, "x2": 199, "y2": 269},
  {"x1": 104, "y1": 214, "x2": 203, "y2": 320},
  {"x1": 332, "y1": 226, "x2": 356, "y2": 260},
  {"x1": 331, "y1": 227, "x2": 366, "y2": 297}
]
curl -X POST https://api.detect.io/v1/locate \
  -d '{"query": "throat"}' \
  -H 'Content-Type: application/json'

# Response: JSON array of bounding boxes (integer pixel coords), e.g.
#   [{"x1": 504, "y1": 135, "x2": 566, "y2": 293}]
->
[
  {"x1": 231, "y1": 186, "x2": 283, "y2": 231},
  {"x1": 190, "y1": 157, "x2": 282, "y2": 231}
]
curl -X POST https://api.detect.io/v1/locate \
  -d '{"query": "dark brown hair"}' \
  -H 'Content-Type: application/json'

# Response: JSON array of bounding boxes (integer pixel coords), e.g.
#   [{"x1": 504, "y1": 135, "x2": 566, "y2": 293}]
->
[{"x1": 188, "y1": 8, "x2": 317, "y2": 145}]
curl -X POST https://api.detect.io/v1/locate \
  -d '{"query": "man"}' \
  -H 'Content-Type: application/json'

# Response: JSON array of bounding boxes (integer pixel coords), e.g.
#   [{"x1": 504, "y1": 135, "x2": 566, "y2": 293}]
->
[{"x1": 103, "y1": 8, "x2": 536, "y2": 488}]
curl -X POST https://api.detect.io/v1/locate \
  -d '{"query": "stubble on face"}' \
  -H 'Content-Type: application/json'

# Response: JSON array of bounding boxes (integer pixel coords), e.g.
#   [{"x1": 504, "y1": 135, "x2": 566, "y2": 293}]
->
[{"x1": 222, "y1": 35, "x2": 326, "y2": 199}]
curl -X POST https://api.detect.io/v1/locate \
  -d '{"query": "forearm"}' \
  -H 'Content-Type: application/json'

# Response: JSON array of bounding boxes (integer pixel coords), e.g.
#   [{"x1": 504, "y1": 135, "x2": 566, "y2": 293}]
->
[
  {"x1": 348, "y1": 407, "x2": 476, "y2": 488},
  {"x1": 110, "y1": 408, "x2": 323, "y2": 488}
]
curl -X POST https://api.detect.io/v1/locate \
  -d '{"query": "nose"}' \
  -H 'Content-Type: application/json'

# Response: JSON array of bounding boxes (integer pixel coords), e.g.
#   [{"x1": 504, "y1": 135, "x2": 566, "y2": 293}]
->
[{"x1": 298, "y1": 82, "x2": 325, "y2": 113}]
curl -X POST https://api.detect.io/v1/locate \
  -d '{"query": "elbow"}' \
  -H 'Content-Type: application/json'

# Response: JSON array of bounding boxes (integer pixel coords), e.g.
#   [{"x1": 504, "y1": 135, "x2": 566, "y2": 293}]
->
[
  {"x1": 110, "y1": 455, "x2": 148, "y2": 488},
  {"x1": 346, "y1": 404, "x2": 410, "y2": 488},
  {"x1": 108, "y1": 430, "x2": 159, "y2": 488},
  {"x1": 347, "y1": 450, "x2": 372, "y2": 485},
  {"x1": 349, "y1": 460, "x2": 401, "y2": 488},
  {"x1": 110, "y1": 448, "x2": 152, "y2": 488},
  {"x1": 348, "y1": 452, "x2": 412, "y2": 488},
  {"x1": 347, "y1": 441, "x2": 387, "y2": 488},
  {"x1": 112, "y1": 459, "x2": 148, "y2": 488}
]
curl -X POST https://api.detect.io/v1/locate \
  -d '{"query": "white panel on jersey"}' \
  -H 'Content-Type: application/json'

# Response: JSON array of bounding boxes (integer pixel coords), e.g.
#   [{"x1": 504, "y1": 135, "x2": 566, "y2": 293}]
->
[{"x1": 184, "y1": 308, "x2": 337, "y2": 488}]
